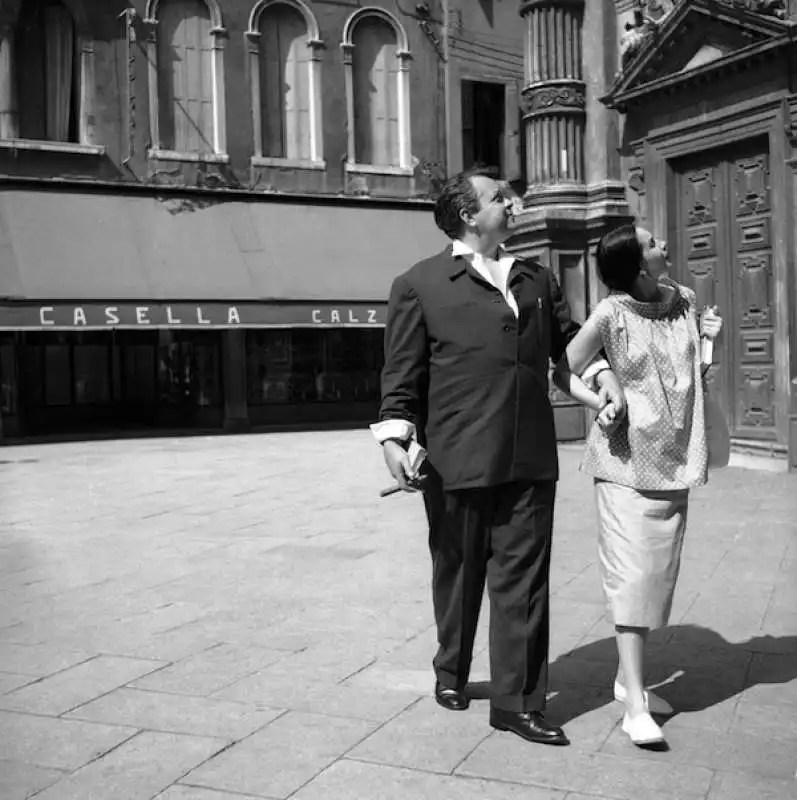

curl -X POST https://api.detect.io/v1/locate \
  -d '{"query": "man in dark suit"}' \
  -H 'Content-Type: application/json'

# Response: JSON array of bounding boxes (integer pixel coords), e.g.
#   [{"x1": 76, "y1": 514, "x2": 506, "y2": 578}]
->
[{"x1": 371, "y1": 169, "x2": 625, "y2": 746}]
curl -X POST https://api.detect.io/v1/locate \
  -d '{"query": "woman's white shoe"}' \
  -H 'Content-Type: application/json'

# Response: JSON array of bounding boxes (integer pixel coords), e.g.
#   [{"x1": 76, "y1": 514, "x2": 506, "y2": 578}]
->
[
  {"x1": 621, "y1": 711, "x2": 665, "y2": 746},
  {"x1": 614, "y1": 681, "x2": 673, "y2": 716}
]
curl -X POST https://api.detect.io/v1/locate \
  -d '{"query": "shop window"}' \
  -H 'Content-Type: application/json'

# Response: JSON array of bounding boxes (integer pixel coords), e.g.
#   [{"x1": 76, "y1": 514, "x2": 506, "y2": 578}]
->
[
  {"x1": 73, "y1": 345, "x2": 110, "y2": 405},
  {"x1": 123, "y1": 345, "x2": 157, "y2": 404},
  {"x1": 342, "y1": 8, "x2": 411, "y2": 172},
  {"x1": 44, "y1": 344, "x2": 72, "y2": 406},
  {"x1": 14, "y1": 0, "x2": 80, "y2": 143},
  {"x1": 461, "y1": 80, "x2": 505, "y2": 177},
  {"x1": 245, "y1": 329, "x2": 383, "y2": 405},
  {"x1": 146, "y1": 0, "x2": 228, "y2": 160},
  {"x1": 158, "y1": 336, "x2": 221, "y2": 409},
  {"x1": 0, "y1": 342, "x2": 17, "y2": 415}
]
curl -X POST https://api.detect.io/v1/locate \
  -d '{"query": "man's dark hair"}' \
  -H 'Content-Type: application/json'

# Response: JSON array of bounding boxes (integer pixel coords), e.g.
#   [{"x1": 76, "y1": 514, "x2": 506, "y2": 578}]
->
[
  {"x1": 596, "y1": 223, "x2": 643, "y2": 293},
  {"x1": 433, "y1": 168, "x2": 493, "y2": 240}
]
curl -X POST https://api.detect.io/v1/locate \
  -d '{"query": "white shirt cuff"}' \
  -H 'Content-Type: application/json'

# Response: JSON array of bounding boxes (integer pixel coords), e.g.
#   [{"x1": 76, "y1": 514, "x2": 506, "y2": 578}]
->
[
  {"x1": 581, "y1": 359, "x2": 611, "y2": 390},
  {"x1": 370, "y1": 419, "x2": 416, "y2": 444}
]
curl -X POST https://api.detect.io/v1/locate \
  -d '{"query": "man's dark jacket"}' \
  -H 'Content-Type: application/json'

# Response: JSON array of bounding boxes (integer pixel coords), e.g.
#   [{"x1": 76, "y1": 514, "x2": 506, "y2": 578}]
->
[{"x1": 379, "y1": 245, "x2": 581, "y2": 490}]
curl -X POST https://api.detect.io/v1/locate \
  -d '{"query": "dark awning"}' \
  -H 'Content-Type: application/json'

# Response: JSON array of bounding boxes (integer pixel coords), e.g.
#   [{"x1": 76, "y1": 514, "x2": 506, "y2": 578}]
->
[{"x1": 0, "y1": 187, "x2": 447, "y2": 328}]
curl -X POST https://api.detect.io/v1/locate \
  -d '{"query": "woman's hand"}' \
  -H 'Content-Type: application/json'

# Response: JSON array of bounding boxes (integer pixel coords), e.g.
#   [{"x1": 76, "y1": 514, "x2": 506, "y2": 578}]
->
[
  {"x1": 597, "y1": 401, "x2": 619, "y2": 431},
  {"x1": 700, "y1": 306, "x2": 723, "y2": 340}
]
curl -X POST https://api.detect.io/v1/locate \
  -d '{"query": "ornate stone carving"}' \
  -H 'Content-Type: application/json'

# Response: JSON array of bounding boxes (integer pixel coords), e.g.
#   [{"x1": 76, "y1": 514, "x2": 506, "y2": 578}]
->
[
  {"x1": 415, "y1": 3, "x2": 445, "y2": 62},
  {"x1": 521, "y1": 83, "x2": 585, "y2": 117},
  {"x1": 725, "y1": 0, "x2": 787, "y2": 19},
  {"x1": 627, "y1": 166, "x2": 645, "y2": 193},
  {"x1": 619, "y1": 7, "x2": 661, "y2": 72}
]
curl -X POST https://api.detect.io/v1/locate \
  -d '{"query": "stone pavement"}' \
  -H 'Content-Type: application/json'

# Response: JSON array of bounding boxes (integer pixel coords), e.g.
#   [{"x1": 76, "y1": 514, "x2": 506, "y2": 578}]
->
[{"x1": 0, "y1": 431, "x2": 795, "y2": 800}]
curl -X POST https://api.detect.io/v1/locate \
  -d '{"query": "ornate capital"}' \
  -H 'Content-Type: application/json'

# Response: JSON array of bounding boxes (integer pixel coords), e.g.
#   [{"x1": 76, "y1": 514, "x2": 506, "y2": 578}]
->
[
  {"x1": 521, "y1": 81, "x2": 585, "y2": 119},
  {"x1": 340, "y1": 41, "x2": 354, "y2": 65}
]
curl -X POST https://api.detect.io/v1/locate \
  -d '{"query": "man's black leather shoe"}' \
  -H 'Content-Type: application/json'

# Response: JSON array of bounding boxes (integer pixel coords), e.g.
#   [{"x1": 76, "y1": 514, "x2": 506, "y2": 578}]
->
[
  {"x1": 435, "y1": 681, "x2": 470, "y2": 711},
  {"x1": 489, "y1": 709, "x2": 569, "y2": 746}
]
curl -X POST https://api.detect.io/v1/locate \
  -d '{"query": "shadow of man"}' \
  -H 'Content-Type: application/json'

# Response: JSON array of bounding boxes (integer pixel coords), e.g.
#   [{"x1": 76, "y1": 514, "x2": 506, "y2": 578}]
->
[{"x1": 533, "y1": 624, "x2": 797, "y2": 728}]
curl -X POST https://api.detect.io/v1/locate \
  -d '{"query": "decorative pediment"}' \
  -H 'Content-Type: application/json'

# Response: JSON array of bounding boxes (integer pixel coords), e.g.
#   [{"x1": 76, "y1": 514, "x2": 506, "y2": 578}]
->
[{"x1": 603, "y1": 0, "x2": 792, "y2": 110}]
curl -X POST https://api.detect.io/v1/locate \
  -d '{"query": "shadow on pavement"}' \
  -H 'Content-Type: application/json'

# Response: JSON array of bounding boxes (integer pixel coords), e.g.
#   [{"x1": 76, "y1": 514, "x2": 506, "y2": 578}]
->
[{"x1": 541, "y1": 624, "x2": 797, "y2": 727}]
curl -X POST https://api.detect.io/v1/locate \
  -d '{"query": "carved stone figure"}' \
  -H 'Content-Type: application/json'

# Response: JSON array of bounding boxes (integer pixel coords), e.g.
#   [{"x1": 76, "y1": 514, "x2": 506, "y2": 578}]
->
[{"x1": 619, "y1": 8, "x2": 659, "y2": 72}]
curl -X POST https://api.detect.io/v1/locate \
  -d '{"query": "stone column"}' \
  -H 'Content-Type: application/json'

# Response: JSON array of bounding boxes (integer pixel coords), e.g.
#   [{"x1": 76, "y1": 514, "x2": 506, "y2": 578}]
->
[{"x1": 520, "y1": 0, "x2": 585, "y2": 203}]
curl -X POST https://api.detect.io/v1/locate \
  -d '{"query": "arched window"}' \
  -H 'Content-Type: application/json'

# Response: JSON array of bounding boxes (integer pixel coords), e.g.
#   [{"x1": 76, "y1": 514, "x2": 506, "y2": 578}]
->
[
  {"x1": 353, "y1": 18, "x2": 397, "y2": 166},
  {"x1": 342, "y1": 9, "x2": 411, "y2": 173},
  {"x1": 145, "y1": 0, "x2": 227, "y2": 161},
  {"x1": 14, "y1": 0, "x2": 79, "y2": 142},
  {"x1": 246, "y1": 0, "x2": 323, "y2": 167}
]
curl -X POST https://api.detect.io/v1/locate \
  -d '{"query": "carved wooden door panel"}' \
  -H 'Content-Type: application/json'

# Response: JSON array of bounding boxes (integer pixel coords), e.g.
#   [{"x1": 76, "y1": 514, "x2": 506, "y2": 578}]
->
[{"x1": 672, "y1": 139, "x2": 777, "y2": 441}]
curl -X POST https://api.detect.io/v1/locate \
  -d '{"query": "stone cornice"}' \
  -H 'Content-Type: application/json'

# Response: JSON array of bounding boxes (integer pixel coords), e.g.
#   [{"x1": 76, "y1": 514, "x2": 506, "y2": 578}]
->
[{"x1": 603, "y1": 32, "x2": 794, "y2": 111}]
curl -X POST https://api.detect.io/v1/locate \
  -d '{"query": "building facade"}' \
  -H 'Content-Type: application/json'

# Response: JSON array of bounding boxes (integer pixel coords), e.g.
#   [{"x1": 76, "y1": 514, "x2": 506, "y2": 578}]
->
[
  {"x1": 0, "y1": 0, "x2": 478, "y2": 439},
  {"x1": 510, "y1": 0, "x2": 797, "y2": 469}
]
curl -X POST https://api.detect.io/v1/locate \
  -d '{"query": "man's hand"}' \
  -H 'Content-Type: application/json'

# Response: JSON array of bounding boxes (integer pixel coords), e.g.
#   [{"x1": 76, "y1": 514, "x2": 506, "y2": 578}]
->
[
  {"x1": 382, "y1": 440, "x2": 419, "y2": 492},
  {"x1": 595, "y1": 370, "x2": 626, "y2": 434}
]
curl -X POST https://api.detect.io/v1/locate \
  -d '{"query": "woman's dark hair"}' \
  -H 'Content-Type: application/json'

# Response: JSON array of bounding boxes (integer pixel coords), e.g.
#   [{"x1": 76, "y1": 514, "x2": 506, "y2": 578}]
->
[
  {"x1": 433, "y1": 169, "x2": 486, "y2": 239},
  {"x1": 596, "y1": 224, "x2": 643, "y2": 293}
]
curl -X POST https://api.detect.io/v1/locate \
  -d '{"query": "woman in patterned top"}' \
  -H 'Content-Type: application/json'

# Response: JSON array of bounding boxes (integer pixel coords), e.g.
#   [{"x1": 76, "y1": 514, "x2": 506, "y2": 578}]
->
[{"x1": 552, "y1": 223, "x2": 722, "y2": 747}]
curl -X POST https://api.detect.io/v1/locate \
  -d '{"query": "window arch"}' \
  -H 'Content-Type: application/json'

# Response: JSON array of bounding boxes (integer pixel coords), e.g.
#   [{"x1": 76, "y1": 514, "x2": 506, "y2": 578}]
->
[
  {"x1": 145, "y1": 0, "x2": 228, "y2": 161},
  {"x1": 341, "y1": 8, "x2": 411, "y2": 172},
  {"x1": 0, "y1": 0, "x2": 100, "y2": 151},
  {"x1": 246, "y1": 0, "x2": 324, "y2": 167}
]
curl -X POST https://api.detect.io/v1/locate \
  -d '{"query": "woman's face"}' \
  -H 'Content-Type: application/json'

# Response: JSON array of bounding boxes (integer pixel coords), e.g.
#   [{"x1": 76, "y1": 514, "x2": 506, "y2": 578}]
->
[{"x1": 633, "y1": 227, "x2": 668, "y2": 300}]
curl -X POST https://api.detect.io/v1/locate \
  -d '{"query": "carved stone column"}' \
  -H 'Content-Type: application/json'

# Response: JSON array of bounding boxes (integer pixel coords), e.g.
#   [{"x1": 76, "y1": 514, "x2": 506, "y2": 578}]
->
[{"x1": 520, "y1": 0, "x2": 585, "y2": 204}]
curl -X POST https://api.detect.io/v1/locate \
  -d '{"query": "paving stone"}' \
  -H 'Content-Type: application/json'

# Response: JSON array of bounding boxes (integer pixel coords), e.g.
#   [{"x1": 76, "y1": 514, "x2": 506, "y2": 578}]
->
[
  {"x1": 156, "y1": 787, "x2": 268, "y2": 800},
  {"x1": 0, "y1": 672, "x2": 35, "y2": 694},
  {"x1": 130, "y1": 644, "x2": 287, "y2": 697},
  {"x1": 457, "y1": 734, "x2": 714, "y2": 797},
  {"x1": 600, "y1": 723, "x2": 797, "y2": 780},
  {"x1": 2, "y1": 434, "x2": 796, "y2": 800},
  {"x1": 348, "y1": 697, "x2": 492, "y2": 774},
  {"x1": 657, "y1": 696, "x2": 739, "y2": 734},
  {"x1": 31, "y1": 730, "x2": 229, "y2": 800},
  {"x1": 0, "y1": 709, "x2": 136, "y2": 770},
  {"x1": 706, "y1": 771, "x2": 797, "y2": 800},
  {"x1": 66, "y1": 687, "x2": 283, "y2": 739},
  {"x1": 0, "y1": 643, "x2": 94, "y2": 677},
  {"x1": 0, "y1": 758, "x2": 64, "y2": 800},
  {"x1": 291, "y1": 758, "x2": 565, "y2": 800},
  {"x1": 0, "y1": 655, "x2": 166, "y2": 715},
  {"x1": 729, "y1": 696, "x2": 797, "y2": 742},
  {"x1": 182, "y1": 711, "x2": 375, "y2": 799}
]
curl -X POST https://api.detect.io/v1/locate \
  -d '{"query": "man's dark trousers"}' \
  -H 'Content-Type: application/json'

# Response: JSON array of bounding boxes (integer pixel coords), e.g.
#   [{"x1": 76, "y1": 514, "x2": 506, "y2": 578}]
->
[{"x1": 423, "y1": 465, "x2": 556, "y2": 712}]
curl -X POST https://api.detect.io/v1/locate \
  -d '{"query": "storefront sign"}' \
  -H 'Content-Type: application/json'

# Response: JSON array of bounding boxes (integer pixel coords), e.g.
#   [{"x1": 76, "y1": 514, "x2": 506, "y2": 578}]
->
[{"x1": 0, "y1": 303, "x2": 387, "y2": 330}]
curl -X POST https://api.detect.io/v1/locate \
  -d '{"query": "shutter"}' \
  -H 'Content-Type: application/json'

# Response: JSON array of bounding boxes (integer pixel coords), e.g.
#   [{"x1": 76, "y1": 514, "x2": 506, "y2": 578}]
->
[
  {"x1": 260, "y1": 6, "x2": 310, "y2": 160},
  {"x1": 353, "y1": 18, "x2": 398, "y2": 166},
  {"x1": 159, "y1": 0, "x2": 213, "y2": 153}
]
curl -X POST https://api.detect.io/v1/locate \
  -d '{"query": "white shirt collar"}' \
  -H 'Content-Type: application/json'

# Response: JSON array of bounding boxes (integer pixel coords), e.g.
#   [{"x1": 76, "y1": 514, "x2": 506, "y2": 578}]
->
[{"x1": 451, "y1": 240, "x2": 514, "y2": 263}]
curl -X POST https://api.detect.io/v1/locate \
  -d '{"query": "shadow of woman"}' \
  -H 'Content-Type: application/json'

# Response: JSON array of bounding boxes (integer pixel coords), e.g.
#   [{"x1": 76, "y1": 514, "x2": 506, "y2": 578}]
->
[{"x1": 535, "y1": 624, "x2": 797, "y2": 728}]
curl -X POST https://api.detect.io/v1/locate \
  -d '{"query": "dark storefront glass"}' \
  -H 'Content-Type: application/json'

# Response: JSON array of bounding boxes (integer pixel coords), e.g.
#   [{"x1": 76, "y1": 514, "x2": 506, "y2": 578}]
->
[
  {"x1": 0, "y1": 334, "x2": 17, "y2": 415},
  {"x1": 157, "y1": 333, "x2": 222, "y2": 410},
  {"x1": 17, "y1": 330, "x2": 223, "y2": 435},
  {"x1": 246, "y1": 329, "x2": 383, "y2": 406}
]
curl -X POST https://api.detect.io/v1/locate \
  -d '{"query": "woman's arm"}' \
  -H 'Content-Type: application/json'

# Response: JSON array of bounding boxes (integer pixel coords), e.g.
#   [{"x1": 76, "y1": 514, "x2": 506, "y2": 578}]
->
[
  {"x1": 552, "y1": 312, "x2": 608, "y2": 411},
  {"x1": 552, "y1": 365, "x2": 603, "y2": 412}
]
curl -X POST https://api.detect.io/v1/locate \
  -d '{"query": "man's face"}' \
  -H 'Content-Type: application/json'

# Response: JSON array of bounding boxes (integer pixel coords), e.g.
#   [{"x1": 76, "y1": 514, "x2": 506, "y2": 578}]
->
[{"x1": 462, "y1": 176, "x2": 514, "y2": 241}]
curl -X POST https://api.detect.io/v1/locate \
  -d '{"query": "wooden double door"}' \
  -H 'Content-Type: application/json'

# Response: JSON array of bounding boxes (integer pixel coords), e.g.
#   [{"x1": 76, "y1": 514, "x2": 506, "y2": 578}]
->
[{"x1": 669, "y1": 137, "x2": 778, "y2": 443}]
